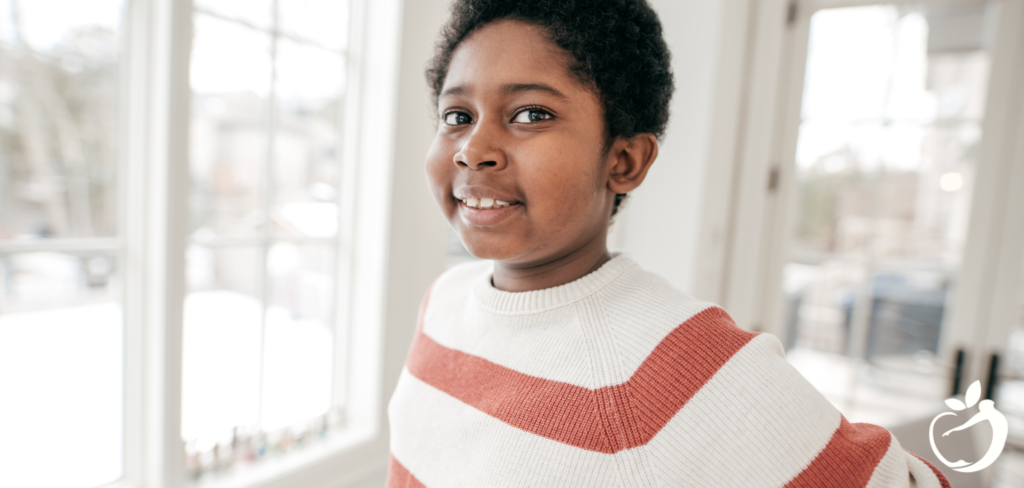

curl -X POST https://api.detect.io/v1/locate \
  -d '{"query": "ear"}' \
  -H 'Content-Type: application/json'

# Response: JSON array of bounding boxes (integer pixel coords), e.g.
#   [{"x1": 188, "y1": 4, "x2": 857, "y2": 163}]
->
[{"x1": 607, "y1": 133, "x2": 658, "y2": 194}]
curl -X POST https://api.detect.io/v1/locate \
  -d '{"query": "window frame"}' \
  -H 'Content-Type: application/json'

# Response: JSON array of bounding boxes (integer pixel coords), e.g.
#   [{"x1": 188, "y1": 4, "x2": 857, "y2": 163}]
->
[
  {"x1": 80, "y1": 0, "x2": 413, "y2": 487},
  {"x1": 186, "y1": 1, "x2": 352, "y2": 442}
]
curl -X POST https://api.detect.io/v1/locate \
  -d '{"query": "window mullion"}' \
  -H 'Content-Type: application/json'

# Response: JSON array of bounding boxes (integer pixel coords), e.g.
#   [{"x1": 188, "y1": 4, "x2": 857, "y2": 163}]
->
[
  {"x1": 121, "y1": 0, "x2": 148, "y2": 485},
  {"x1": 192, "y1": 5, "x2": 344, "y2": 54},
  {"x1": 254, "y1": 0, "x2": 280, "y2": 436},
  {"x1": 0, "y1": 237, "x2": 121, "y2": 255},
  {"x1": 126, "y1": 0, "x2": 192, "y2": 487},
  {"x1": 330, "y1": 0, "x2": 369, "y2": 424}
]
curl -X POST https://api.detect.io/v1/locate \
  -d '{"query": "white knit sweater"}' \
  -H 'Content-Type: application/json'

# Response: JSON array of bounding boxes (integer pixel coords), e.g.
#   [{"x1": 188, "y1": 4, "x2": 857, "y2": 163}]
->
[{"x1": 387, "y1": 254, "x2": 950, "y2": 487}]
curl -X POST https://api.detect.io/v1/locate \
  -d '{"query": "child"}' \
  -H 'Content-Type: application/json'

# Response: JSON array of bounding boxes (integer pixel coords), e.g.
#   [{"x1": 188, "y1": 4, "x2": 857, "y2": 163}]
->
[{"x1": 387, "y1": 1, "x2": 951, "y2": 486}]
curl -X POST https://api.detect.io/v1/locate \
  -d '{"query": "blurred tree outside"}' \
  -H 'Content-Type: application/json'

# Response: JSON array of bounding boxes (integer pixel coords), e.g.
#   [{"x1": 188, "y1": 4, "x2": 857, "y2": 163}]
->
[{"x1": 0, "y1": 19, "x2": 120, "y2": 240}]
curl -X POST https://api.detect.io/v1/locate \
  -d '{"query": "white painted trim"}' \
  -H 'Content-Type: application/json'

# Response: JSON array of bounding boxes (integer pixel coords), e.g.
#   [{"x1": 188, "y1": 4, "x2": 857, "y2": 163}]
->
[
  {"x1": 0, "y1": 238, "x2": 121, "y2": 254},
  {"x1": 122, "y1": 0, "x2": 193, "y2": 487},
  {"x1": 759, "y1": 0, "x2": 814, "y2": 346},
  {"x1": 946, "y1": 0, "x2": 1024, "y2": 385},
  {"x1": 342, "y1": 0, "x2": 404, "y2": 443},
  {"x1": 690, "y1": 0, "x2": 755, "y2": 304},
  {"x1": 701, "y1": 0, "x2": 813, "y2": 339},
  {"x1": 141, "y1": 0, "x2": 192, "y2": 486},
  {"x1": 333, "y1": 0, "x2": 369, "y2": 421},
  {"x1": 715, "y1": 0, "x2": 792, "y2": 333},
  {"x1": 121, "y1": 0, "x2": 150, "y2": 484}
]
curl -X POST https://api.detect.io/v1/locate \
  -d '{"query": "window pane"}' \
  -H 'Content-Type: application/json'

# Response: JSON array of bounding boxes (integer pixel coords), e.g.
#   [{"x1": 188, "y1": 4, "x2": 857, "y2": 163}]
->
[
  {"x1": 182, "y1": 241, "x2": 339, "y2": 477},
  {"x1": 195, "y1": 0, "x2": 273, "y2": 30},
  {"x1": 0, "y1": 252, "x2": 122, "y2": 488},
  {"x1": 272, "y1": 40, "x2": 343, "y2": 238},
  {"x1": 264, "y1": 243, "x2": 334, "y2": 431},
  {"x1": 278, "y1": 0, "x2": 349, "y2": 51},
  {"x1": 182, "y1": 244, "x2": 263, "y2": 474},
  {"x1": 184, "y1": 7, "x2": 349, "y2": 479},
  {"x1": 783, "y1": 3, "x2": 994, "y2": 426},
  {"x1": 0, "y1": 0, "x2": 122, "y2": 241},
  {"x1": 190, "y1": 14, "x2": 271, "y2": 239}
]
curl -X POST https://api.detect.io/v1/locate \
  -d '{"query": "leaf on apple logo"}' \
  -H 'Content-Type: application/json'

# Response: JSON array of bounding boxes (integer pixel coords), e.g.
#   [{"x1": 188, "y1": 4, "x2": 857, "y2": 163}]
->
[
  {"x1": 965, "y1": 380, "x2": 981, "y2": 408},
  {"x1": 945, "y1": 398, "x2": 967, "y2": 411}
]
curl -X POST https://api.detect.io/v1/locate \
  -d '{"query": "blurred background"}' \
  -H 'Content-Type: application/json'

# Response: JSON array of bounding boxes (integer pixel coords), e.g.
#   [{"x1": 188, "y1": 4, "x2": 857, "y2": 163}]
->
[{"x1": 1, "y1": 0, "x2": 1023, "y2": 487}]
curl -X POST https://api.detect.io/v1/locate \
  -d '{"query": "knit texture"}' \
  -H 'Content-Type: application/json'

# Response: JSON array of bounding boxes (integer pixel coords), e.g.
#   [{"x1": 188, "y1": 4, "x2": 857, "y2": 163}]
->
[{"x1": 386, "y1": 255, "x2": 951, "y2": 487}]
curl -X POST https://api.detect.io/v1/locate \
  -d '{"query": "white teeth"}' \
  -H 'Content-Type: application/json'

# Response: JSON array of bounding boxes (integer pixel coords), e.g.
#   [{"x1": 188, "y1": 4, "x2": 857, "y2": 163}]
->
[{"x1": 461, "y1": 197, "x2": 513, "y2": 209}]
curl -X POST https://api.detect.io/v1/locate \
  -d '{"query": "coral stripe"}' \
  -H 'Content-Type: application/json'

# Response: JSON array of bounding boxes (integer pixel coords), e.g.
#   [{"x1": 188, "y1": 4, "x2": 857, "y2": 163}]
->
[
  {"x1": 908, "y1": 452, "x2": 952, "y2": 488},
  {"x1": 406, "y1": 301, "x2": 757, "y2": 453},
  {"x1": 783, "y1": 417, "x2": 892, "y2": 487},
  {"x1": 386, "y1": 454, "x2": 426, "y2": 488}
]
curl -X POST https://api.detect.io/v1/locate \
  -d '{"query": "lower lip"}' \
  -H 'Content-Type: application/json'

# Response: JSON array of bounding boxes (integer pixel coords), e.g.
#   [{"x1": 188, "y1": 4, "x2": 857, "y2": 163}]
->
[{"x1": 457, "y1": 201, "x2": 522, "y2": 226}]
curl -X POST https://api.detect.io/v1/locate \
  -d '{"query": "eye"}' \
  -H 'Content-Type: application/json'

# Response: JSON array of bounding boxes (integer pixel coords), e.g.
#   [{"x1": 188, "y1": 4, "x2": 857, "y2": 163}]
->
[
  {"x1": 443, "y1": 111, "x2": 472, "y2": 126},
  {"x1": 512, "y1": 108, "x2": 553, "y2": 124}
]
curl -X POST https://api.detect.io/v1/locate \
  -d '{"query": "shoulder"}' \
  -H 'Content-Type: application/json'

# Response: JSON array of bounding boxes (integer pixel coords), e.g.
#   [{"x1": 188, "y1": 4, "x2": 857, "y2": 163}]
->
[
  {"x1": 594, "y1": 258, "x2": 764, "y2": 354},
  {"x1": 419, "y1": 259, "x2": 491, "y2": 321},
  {"x1": 431, "y1": 259, "x2": 491, "y2": 294}
]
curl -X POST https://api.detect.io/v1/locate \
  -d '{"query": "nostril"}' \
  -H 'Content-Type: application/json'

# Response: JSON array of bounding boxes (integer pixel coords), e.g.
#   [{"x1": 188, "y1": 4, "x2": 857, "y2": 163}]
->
[{"x1": 478, "y1": 160, "x2": 497, "y2": 167}]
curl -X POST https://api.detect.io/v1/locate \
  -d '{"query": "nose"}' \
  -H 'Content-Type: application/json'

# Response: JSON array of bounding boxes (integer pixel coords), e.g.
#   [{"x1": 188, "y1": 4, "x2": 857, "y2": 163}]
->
[{"x1": 454, "y1": 121, "x2": 507, "y2": 171}]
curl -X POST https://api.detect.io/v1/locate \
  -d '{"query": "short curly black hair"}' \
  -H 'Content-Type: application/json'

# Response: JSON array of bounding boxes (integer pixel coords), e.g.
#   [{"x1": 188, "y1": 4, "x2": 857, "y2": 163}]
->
[{"x1": 426, "y1": 0, "x2": 674, "y2": 216}]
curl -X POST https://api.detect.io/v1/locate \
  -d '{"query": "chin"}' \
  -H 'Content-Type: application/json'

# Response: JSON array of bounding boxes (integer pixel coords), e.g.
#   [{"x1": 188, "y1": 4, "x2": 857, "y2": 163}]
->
[{"x1": 457, "y1": 231, "x2": 523, "y2": 262}]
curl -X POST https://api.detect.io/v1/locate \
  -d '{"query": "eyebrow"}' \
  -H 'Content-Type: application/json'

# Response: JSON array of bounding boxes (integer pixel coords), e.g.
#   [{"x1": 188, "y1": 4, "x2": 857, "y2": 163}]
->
[
  {"x1": 439, "y1": 83, "x2": 568, "y2": 100},
  {"x1": 502, "y1": 83, "x2": 567, "y2": 99}
]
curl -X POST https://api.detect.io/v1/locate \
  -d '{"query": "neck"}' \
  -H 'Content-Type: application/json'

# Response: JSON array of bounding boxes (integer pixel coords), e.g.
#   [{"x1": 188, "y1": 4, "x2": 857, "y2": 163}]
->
[{"x1": 491, "y1": 236, "x2": 612, "y2": 293}]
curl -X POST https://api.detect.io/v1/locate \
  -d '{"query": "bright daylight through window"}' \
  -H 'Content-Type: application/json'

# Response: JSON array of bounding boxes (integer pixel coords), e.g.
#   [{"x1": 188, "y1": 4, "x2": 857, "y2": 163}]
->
[
  {"x1": 0, "y1": 0, "x2": 355, "y2": 486},
  {"x1": 184, "y1": 0, "x2": 350, "y2": 480},
  {"x1": 0, "y1": 1, "x2": 124, "y2": 487},
  {"x1": 783, "y1": 3, "x2": 994, "y2": 425}
]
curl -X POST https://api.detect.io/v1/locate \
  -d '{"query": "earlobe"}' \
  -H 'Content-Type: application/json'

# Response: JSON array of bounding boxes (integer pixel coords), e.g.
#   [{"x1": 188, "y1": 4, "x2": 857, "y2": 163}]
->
[{"x1": 607, "y1": 133, "x2": 658, "y2": 194}]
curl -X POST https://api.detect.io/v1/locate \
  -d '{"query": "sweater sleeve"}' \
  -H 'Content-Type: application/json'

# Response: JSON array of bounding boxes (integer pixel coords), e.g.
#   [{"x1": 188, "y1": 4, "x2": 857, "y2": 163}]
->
[{"x1": 640, "y1": 310, "x2": 952, "y2": 488}]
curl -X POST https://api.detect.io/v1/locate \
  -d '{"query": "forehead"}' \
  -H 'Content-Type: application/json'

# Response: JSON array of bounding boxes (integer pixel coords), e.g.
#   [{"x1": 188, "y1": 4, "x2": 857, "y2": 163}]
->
[{"x1": 442, "y1": 19, "x2": 588, "y2": 98}]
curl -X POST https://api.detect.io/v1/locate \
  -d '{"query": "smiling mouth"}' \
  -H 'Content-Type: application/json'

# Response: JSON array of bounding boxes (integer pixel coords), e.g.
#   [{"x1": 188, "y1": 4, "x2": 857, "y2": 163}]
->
[{"x1": 459, "y1": 197, "x2": 515, "y2": 209}]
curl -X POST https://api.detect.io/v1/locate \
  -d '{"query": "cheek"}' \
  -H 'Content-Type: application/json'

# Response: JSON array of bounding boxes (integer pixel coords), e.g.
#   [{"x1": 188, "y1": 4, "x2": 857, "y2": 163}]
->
[
  {"x1": 518, "y1": 144, "x2": 607, "y2": 226},
  {"x1": 425, "y1": 137, "x2": 455, "y2": 208}
]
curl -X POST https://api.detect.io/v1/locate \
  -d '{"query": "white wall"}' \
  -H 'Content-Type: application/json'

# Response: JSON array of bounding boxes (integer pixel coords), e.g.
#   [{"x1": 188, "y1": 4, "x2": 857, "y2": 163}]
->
[
  {"x1": 379, "y1": 0, "x2": 452, "y2": 406},
  {"x1": 369, "y1": 0, "x2": 452, "y2": 481},
  {"x1": 613, "y1": 0, "x2": 749, "y2": 299}
]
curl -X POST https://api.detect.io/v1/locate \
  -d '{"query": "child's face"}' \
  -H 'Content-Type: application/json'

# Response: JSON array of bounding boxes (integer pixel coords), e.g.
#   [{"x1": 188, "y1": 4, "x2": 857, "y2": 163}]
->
[{"x1": 426, "y1": 20, "x2": 617, "y2": 266}]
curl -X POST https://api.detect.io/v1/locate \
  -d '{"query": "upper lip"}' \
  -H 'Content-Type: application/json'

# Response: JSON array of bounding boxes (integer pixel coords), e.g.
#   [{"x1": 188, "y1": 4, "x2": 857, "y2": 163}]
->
[{"x1": 452, "y1": 186, "x2": 522, "y2": 204}]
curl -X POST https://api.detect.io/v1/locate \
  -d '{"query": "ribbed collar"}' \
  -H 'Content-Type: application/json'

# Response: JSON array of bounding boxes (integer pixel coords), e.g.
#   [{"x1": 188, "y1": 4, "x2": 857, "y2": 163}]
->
[{"x1": 472, "y1": 253, "x2": 638, "y2": 314}]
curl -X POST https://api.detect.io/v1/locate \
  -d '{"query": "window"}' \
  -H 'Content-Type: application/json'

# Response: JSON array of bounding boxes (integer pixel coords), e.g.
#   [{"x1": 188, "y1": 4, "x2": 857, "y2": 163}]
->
[
  {"x1": 183, "y1": 1, "x2": 350, "y2": 478},
  {"x1": 0, "y1": 1, "x2": 126, "y2": 487},
  {"x1": 0, "y1": 0, "x2": 408, "y2": 486},
  {"x1": 780, "y1": 2, "x2": 996, "y2": 425}
]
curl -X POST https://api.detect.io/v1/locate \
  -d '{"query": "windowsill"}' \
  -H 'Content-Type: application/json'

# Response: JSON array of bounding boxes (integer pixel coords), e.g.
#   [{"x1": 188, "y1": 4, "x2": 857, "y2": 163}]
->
[{"x1": 187, "y1": 424, "x2": 378, "y2": 488}]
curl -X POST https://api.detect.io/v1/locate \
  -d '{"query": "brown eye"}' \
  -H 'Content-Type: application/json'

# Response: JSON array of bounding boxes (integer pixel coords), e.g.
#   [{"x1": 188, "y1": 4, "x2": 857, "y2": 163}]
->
[
  {"x1": 512, "y1": 109, "x2": 553, "y2": 124},
  {"x1": 443, "y1": 111, "x2": 472, "y2": 126}
]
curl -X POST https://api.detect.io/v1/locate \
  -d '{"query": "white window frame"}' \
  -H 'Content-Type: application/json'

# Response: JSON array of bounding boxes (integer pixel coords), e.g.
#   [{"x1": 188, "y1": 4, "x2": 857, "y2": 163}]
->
[
  {"x1": 695, "y1": 0, "x2": 1024, "y2": 388},
  {"x1": 63, "y1": 0, "x2": 444, "y2": 487}
]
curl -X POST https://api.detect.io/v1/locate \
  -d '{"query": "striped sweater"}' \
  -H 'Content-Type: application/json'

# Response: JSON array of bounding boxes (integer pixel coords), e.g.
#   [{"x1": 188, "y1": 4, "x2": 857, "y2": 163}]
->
[{"x1": 386, "y1": 254, "x2": 950, "y2": 487}]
